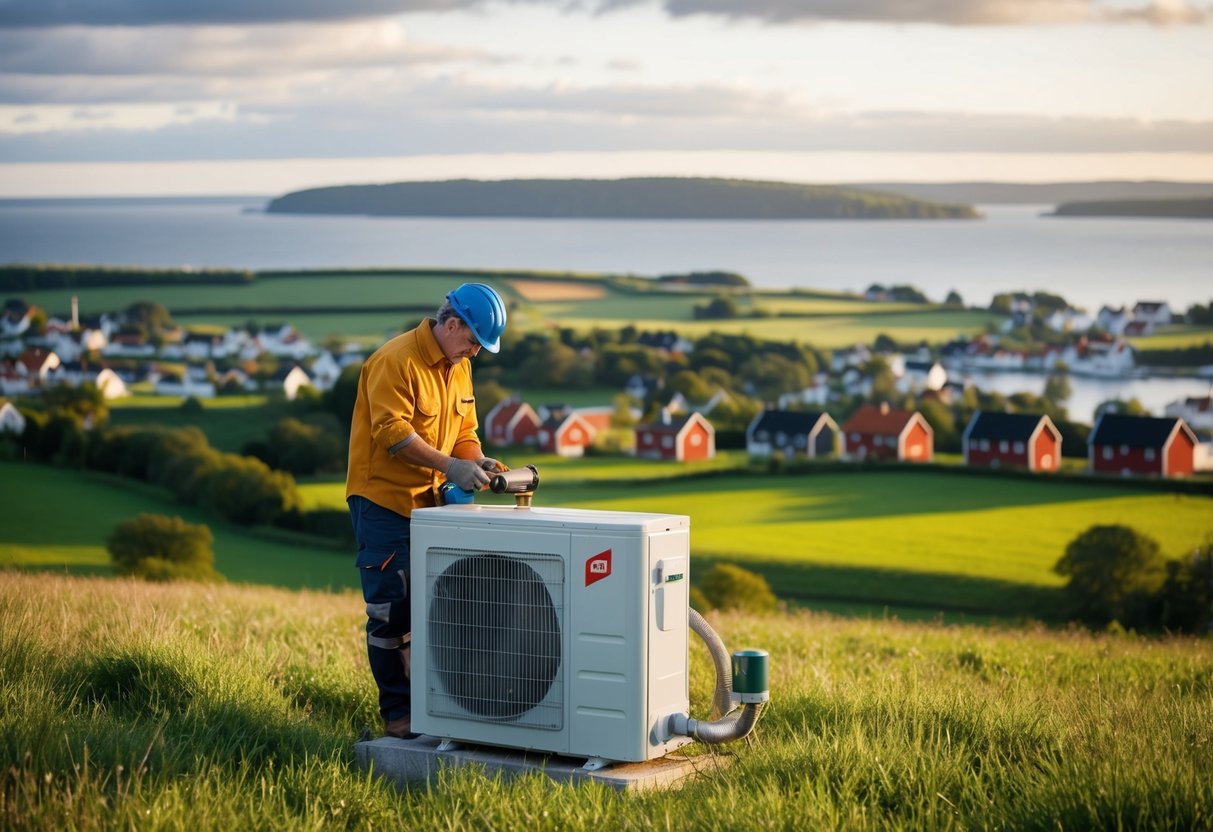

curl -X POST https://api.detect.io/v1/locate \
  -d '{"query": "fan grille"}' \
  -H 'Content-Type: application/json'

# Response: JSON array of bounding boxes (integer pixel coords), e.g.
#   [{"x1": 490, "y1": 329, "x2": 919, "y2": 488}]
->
[{"x1": 425, "y1": 548, "x2": 564, "y2": 729}]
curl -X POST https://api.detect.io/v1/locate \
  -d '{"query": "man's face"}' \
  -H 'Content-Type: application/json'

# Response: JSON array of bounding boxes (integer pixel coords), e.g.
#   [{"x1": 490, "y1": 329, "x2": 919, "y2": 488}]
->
[{"x1": 438, "y1": 317, "x2": 482, "y2": 362}]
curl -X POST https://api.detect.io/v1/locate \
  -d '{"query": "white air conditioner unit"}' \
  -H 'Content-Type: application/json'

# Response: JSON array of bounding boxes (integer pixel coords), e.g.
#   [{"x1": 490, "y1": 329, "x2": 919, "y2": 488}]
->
[{"x1": 410, "y1": 504, "x2": 694, "y2": 767}]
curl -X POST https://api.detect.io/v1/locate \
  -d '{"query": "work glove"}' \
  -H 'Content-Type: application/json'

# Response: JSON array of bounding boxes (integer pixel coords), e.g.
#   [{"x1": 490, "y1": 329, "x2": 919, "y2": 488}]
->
[
  {"x1": 445, "y1": 458, "x2": 491, "y2": 491},
  {"x1": 477, "y1": 457, "x2": 505, "y2": 473}
]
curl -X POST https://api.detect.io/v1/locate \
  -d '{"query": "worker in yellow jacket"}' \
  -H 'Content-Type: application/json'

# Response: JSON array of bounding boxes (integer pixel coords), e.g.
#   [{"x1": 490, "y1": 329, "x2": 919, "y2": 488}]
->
[{"x1": 345, "y1": 283, "x2": 507, "y2": 739}]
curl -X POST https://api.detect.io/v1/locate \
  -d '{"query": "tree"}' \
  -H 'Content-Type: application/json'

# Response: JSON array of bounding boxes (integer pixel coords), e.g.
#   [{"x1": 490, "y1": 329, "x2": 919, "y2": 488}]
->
[
  {"x1": 693, "y1": 295, "x2": 740, "y2": 320},
  {"x1": 1043, "y1": 369, "x2": 1072, "y2": 416},
  {"x1": 699, "y1": 563, "x2": 777, "y2": 613},
  {"x1": 107, "y1": 514, "x2": 220, "y2": 582},
  {"x1": 1054, "y1": 524, "x2": 1165, "y2": 627},
  {"x1": 945, "y1": 289, "x2": 964, "y2": 307},
  {"x1": 1156, "y1": 542, "x2": 1213, "y2": 633}
]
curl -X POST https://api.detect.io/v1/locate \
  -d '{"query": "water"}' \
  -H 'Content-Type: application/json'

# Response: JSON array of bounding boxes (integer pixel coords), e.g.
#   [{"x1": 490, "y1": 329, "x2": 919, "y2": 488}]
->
[
  {"x1": 0, "y1": 198, "x2": 1209, "y2": 311},
  {"x1": 1, "y1": 196, "x2": 1209, "y2": 421},
  {"x1": 960, "y1": 371, "x2": 1211, "y2": 424}
]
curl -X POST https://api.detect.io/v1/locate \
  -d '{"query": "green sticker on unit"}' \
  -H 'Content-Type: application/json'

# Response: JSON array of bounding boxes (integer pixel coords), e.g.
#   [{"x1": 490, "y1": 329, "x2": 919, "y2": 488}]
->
[{"x1": 665, "y1": 573, "x2": 684, "y2": 583}]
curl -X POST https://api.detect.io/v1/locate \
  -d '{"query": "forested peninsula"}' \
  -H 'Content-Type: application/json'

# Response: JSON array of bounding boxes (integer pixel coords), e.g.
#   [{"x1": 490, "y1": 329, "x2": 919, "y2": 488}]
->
[
  {"x1": 264, "y1": 177, "x2": 979, "y2": 220},
  {"x1": 1049, "y1": 197, "x2": 1213, "y2": 219}
]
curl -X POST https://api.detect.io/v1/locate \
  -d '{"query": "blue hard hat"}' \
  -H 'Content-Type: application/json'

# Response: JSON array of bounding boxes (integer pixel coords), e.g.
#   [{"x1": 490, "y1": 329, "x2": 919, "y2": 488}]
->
[{"x1": 447, "y1": 283, "x2": 507, "y2": 353}]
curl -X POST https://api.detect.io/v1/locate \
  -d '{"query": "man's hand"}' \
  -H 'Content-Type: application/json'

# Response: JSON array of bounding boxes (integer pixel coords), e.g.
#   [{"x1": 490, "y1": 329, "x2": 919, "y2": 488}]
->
[
  {"x1": 477, "y1": 457, "x2": 505, "y2": 473},
  {"x1": 445, "y1": 458, "x2": 491, "y2": 491}
]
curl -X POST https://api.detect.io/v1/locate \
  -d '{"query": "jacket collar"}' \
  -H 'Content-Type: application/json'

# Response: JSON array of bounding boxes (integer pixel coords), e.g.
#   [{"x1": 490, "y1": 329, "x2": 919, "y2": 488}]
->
[{"x1": 417, "y1": 317, "x2": 450, "y2": 367}]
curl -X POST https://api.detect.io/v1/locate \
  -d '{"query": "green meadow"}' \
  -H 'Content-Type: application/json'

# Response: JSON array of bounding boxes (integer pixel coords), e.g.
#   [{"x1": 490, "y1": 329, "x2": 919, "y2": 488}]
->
[
  {"x1": 107, "y1": 394, "x2": 279, "y2": 453},
  {"x1": 2, "y1": 571, "x2": 1210, "y2": 830},
  {"x1": 20, "y1": 269, "x2": 1002, "y2": 348},
  {"x1": 0, "y1": 461, "x2": 355, "y2": 591},
  {"x1": 299, "y1": 464, "x2": 1213, "y2": 617}
]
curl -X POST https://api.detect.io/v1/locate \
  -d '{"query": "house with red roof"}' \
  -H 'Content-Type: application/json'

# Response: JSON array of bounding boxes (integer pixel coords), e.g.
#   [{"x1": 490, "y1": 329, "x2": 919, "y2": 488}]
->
[
  {"x1": 962, "y1": 411, "x2": 1061, "y2": 472},
  {"x1": 484, "y1": 398, "x2": 542, "y2": 448},
  {"x1": 535, "y1": 411, "x2": 596, "y2": 458},
  {"x1": 635, "y1": 412, "x2": 715, "y2": 462},
  {"x1": 1088, "y1": 413, "x2": 1197, "y2": 478},
  {"x1": 841, "y1": 402, "x2": 933, "y2": 462}
]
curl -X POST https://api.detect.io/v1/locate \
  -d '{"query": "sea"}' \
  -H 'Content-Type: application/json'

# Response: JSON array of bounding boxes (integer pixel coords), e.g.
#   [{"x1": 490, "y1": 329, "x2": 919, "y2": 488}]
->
[{"x1": 1, "y1": 196, "x2": 1210, "y2": 420}]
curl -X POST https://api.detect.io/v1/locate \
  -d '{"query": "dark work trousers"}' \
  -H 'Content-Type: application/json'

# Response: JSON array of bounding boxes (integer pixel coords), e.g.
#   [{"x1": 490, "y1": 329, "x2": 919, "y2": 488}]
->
[{"x1": 347, "y1": 495, "x2": 412, "y2": 724}]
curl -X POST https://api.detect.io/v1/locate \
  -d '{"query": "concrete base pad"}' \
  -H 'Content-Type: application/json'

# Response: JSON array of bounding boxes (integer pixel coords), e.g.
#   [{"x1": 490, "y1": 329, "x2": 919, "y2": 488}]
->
[{"x1": 354, "y1": 734, "x2": 727, "y2": 793}]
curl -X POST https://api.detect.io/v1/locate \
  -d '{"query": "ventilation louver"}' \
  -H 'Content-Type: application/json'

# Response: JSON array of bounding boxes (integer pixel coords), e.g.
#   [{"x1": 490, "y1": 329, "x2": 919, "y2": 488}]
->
[{"x1": 425, "y1": 548, "x2": 564, "y2": 729}]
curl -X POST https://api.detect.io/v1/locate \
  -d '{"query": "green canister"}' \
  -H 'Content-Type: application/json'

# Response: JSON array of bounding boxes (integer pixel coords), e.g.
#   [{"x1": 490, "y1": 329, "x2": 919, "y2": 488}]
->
[{"x1": 731, "y1": 649, "x2": 770, "y2": 704}]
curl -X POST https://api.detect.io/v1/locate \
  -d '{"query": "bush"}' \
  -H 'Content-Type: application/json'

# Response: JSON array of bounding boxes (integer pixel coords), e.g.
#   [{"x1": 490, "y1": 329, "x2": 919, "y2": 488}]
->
[
  {"x1": 699, "y1": 563, "x2": 777, "y2": 613},
  {"x1": 1054, "y1": 524, "x2": 1165, "y2": 627},
  {"x1": 107, "y1": 514, "x2": 221, "y2": 582},
  {"x1": 689, "y1": 585, "x2": 712, "y2": 613}
]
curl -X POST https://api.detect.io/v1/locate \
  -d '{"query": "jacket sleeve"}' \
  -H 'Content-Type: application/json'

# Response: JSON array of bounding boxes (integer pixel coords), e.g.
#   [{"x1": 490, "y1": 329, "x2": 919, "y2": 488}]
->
[{"x1": 365, "y1": 355, "x2": 416, "y2": 453}]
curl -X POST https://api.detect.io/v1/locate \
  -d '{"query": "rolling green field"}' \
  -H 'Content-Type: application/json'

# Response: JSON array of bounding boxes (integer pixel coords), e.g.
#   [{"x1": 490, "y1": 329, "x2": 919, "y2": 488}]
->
[
  {"x1": 299, "y1": 465, "x2": 1213, "y2": 616},
  {"x1": 6, "y1": 452, "x2": 1211, "y2": 618},
  {"x1": 1129, "y1": 325, "x2": 1213, "y2": 350},
  {"x1": 0, "y1": 461, "x2": 355, "y2": 591},
  {"x1": 107, "y1": 394, "x2": 287, "y2": 453},
  {"x1": 18, "y1": 269, "x2": 1000, "y2": 348},
  {"x1": 3, "y1": 572, "x2": 1210, "y2": 830}
]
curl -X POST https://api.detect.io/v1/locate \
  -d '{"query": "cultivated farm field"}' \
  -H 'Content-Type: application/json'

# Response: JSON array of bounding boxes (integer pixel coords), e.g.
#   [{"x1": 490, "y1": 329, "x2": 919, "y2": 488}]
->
[{"x1": 2, "y1": 571, "x2": 1209, "y2": 830}]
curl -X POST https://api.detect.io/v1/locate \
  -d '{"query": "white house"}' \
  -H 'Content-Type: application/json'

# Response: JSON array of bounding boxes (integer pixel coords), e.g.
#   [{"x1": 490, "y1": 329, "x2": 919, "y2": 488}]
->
[
  {"x1": 896, "y1": 360, "x2": 947, "y2": 394},
  {"x1": 308, "y1": 351, "x2": 342, "y2": 392},
  {"x1": 1165, "y1": 393, "x2": 1213, "y2": 432},
  {"x1": 0, "y1": 401, "x2": 25, "y2": 434},
  {"x1": 1096, "y1": 306, "x2": 1132, "y2": 336},
  {"x1": 280, "y1": 365, "x2": 313, "y2": 400},
  {"x1": 154, "y1": 376, "x2": 216, "y2": 398},
  {"x1": 1133, "y1": 301, "x2": 1172, "y2": 328}
]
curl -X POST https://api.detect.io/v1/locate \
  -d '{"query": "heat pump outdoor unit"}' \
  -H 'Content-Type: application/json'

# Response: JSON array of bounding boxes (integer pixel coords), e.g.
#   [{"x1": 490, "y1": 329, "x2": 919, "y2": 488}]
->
[{"x1": 409, "y1": 504, "x2": 694, "y2": 767}]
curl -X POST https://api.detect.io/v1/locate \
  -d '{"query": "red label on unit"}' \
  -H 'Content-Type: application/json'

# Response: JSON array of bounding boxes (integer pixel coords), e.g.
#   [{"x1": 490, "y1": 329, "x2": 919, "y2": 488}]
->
[{"x1": 585, "y1": 549, "x2": 612, "y2": 587}]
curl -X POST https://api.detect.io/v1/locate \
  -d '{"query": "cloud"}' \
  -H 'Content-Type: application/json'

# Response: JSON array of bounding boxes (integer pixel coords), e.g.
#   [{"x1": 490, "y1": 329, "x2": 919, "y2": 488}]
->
[
  {"x1": 3, "y1": 0, "x2": 1207, "y2": 29},
  {"x1": 655, "y1": 0, "x2": 1212, "y2": 26},
  {"x1": 0, "y1": 1, "x2": 480, "y2": 28},
  {"x1": 0, "y1": 22, "x2": 491, "y2": 81}
]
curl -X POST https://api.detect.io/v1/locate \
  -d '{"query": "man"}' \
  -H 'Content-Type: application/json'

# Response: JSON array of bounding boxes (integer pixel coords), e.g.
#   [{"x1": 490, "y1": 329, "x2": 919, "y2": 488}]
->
[{"x1": 345, "y1": 282, "x2": 507, "y2": 739}]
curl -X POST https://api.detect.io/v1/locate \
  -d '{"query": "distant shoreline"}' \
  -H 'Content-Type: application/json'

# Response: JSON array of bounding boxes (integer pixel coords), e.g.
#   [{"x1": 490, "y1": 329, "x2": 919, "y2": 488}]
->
[
  {"x1": 1046, "y1": 196, "x2": 1213, "y2": 220},
  {"x1": 264, "y1": 177, "x2": 980, "y2": 221}
]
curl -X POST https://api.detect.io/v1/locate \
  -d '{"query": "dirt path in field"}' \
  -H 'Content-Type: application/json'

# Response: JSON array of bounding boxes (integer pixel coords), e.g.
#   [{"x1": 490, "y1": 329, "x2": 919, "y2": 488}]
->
[{"x1": 509, "y1": 279, "x2": 608, "y2": 301}]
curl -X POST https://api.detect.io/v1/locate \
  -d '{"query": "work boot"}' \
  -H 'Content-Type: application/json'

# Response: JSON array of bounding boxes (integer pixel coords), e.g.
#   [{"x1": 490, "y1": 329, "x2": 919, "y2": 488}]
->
[{"x1": 384, "y1": 714, "x2": 418, "y2": 740}]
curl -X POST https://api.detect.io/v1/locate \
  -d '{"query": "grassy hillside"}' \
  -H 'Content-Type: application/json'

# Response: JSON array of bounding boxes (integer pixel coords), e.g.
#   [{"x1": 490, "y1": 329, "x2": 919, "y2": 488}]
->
[
  {"x1": 299, "y1": 465, "x2": 1213, "y2": 617},
  {"x1": 16, "y1": 268, "x2": 995, "y2": 348},
  {"x1": 2, "y1": 572, "x2": 1209, "y2": 830},
  {"x1": 0, "y1": 461, "x2": 355, "y2": 591},
  {"x1": 1050, "y1": 196, "x2": 1213, "y2": 219}
]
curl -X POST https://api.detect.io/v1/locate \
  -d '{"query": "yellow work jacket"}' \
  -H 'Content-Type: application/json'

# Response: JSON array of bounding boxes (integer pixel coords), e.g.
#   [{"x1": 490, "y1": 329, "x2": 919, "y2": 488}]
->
[{"x1": 345, "y1": 319, "x2": 482, "y2": 517}]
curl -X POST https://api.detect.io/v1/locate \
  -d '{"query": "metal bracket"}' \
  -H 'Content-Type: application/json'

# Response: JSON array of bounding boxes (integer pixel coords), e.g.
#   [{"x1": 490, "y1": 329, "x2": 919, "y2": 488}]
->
[{"x1": 582, "y1": 757, "x2": 612, "y2": 772}]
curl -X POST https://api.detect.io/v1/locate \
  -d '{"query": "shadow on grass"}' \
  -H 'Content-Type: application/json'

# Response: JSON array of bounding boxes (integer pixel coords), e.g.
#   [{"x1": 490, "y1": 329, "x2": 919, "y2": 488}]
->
[{"x1": 695, "y1": 554, "x2": 1062, "y2": 622}]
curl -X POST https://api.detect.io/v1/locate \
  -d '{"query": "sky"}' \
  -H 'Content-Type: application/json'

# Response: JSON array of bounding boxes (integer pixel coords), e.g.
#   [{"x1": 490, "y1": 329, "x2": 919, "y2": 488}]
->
[{"x1": 0, "y1": 0, "x2": 1211, "y2": 196}]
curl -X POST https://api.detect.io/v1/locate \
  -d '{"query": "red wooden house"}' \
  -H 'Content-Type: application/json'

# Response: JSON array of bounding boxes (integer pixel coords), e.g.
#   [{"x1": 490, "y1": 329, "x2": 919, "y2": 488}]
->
[
  {"x1": 536, "y1": 411, "x2": 597, "y2": 458},
  {"x1": 483, "y1": 398, "x2": 541, "y2": 448},
  {"x1": 1088, "y1": 413, "x2": 1197, "y2": 478},
  {"x1": 841, "y1": 402, "x2": 933, "y2": 462},
  {"x1": 962, "y1": 411, "x2": 1061, "y2": 472},
  {"x1": 634, "y1": 412, "x2": 715, "y2": 462}
]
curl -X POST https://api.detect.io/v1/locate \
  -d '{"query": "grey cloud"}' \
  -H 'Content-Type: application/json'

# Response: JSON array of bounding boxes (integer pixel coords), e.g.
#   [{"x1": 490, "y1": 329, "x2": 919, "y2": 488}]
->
[
  {"x1": 3, "y1": 76, "x2": 1211, "y2": 160},
  {"x1": 654, "y1": 0, "x2": 1211, "y2": 26},
  {"x1": 0, "y1": 1, "x2": 479, "y2": 28},
  {"x1": 0, "y1": 24, "x2": 492, "y2": 80}
]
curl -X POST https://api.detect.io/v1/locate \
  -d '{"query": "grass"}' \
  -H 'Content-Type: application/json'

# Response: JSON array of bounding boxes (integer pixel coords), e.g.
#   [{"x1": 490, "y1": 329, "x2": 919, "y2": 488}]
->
[
  {"x1": 28, "y1": 269, "x2": 999, "y2": 348},
  {"x1": 1, "y1": 571, "x2": 1210, "y2": 830},
  {"x1": 0, "y1": 461, "x2": 355, "y2": 591},
  {"x1": 298, "y1": 466, "x2": 1213, "y2": 617},
  {"x1": 108, "y1": 394, "x2": 286, "y2": 453},
  {"x1": 1129, "y1": 325, "x2": 1213, "y2": 351},
  {"x1": 8, "y1": 453, "x2": 1211, "y2": 618}
]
